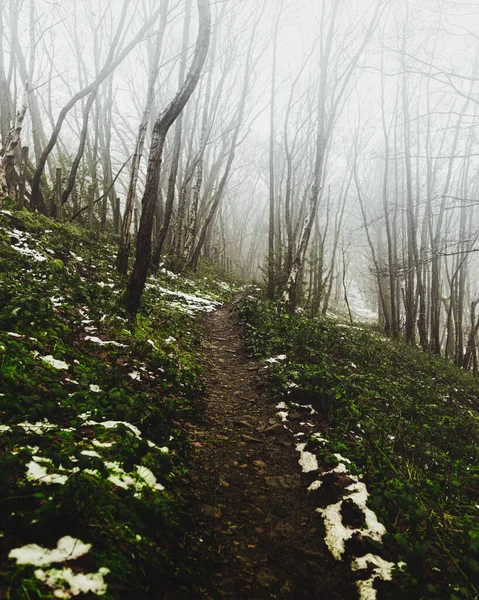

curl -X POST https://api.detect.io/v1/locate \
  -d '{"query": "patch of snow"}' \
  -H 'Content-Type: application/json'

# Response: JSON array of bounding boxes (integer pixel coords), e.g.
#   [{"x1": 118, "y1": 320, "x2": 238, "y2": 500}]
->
[
  {"x1": 128, "y1": 371, "x2": 141, "y2": 381},
  {"x1": 17, "y1": 420, "x2": 58, "y2": 434},
  {"x1": 7, "y1": 331, "x2": 22, "y2": 338},
  {"x1": 266, "y1": 354, "x2": 287, "y2": 364},
  {"x1": 80, "y1": 450, "x2": 101, "y2": 458},
  {"x1": 41, "y1": 355, "x2": 69, "y2": 370},
  {"x1": 89, "y1": 384, "x2": 101, "y2": 393},
  {"x1": 104, "y1": 462, "x2": 164, "y2": 496},
  {"x1": 276, "y1": 411, "x2": 289, "y2": 422},
  {"x1": 82, "y1": 419, "x2": 141, "y2": 438},
  {"x1": 275, "y1": 401, "x2": 288, "y2": 410},
  {"x1": 164, "y1": 337, "x2": 176, "y2": 344},
  {"x1": 9, "y1": 536, "x2": 91, "y2": 567},
  {"x1": 317, "y1": 459, "x2": 386, "y2": 560},
  {"x1": 91, "y1": 440, "x2": 115, "y2": 448},
  {"x1": 84, "y1": 336, "x2": 126, "y2": 348},
  {"x1": 26, "y1": 457, "x2": 71, "y2": 485},
  {"x1": 352, "y1": 554, "x2": 405, "y2": 600},
  {"x1": 296, "y1": 443, "x2": 319, "y2": 473},
  {"x1": 34, "y1": 566, "x2": 110, "y2": 598}
]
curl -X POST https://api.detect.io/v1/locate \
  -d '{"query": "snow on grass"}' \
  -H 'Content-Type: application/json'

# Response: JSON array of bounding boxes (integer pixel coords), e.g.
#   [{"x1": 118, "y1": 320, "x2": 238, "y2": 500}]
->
[
  {"x1": 40, "y1": 355, "x2": 69, "y2": 370},
  {"x1": 7, "y1": 230, "x2": 48, "y2": 262},
  {"x1": 89, "y1": 384, "x2": 101, "y2": 393},
  {"x1": 266, "y1": 354, "x2": 287, "y2": 364},
  {"x1": 91, "y1": 440, "x2": 115, "y2": 448},
  {"x1": 84, "y1": 336, "x2": 126, "y2": 348},
  {"x1": 34, "y1": 566, "x2": 110, "y2": 598},
  {"x1": 104, "y1": 462, "x2": 164, "y2": 497},
  {"x1": 9, "y1": 536, "x2": 91, "y2": 566},
  {"x1": 26, "y1": 456, "x2": 73, "y2": 485},
  {"x1": 80, "y1": 450, "x2": 101, "y2": 458},
  {"x1": 149, "y1": 285, "x2": 221, "y2": 314},
  {"x1": 16, "y1": 420, "x2": 65, "y2": 434},
  {"x1": 81, "y1": 418, "x2": 142, "y2": 438}
]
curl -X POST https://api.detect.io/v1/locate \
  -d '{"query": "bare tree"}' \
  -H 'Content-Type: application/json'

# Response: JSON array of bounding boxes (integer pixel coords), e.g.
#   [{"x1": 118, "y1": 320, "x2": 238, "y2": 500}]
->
[{"x1": 123, "y1": 0, "x2": 211, "y2": 313}]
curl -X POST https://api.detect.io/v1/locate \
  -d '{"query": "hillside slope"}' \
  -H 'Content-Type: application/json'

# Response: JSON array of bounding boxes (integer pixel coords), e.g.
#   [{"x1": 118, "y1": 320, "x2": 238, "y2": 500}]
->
[
  {"x1": 0, "y1": 209, "x2": 235, "y2": 599},
  {"x1": 238, "y1": 297, "x2": 479, "y2": 599}
]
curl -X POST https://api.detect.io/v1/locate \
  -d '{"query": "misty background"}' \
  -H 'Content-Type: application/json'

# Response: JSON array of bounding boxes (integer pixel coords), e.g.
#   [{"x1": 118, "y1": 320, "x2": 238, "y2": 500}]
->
[{"x1": 2, "y1": 0, "x2": 479, "y2": 367}]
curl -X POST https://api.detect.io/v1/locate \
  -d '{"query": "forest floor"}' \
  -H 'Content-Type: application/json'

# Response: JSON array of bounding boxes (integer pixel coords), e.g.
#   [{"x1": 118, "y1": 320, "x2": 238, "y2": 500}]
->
[{"x1": 176, "y1": 304, "x2": 356, "y2": 599}]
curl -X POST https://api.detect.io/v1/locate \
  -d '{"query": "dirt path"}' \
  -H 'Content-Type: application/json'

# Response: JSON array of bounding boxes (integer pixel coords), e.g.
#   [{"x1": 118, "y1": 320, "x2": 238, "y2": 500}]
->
[{"x1": 178, "y1": 305, "x2": 356, "y2": 599}]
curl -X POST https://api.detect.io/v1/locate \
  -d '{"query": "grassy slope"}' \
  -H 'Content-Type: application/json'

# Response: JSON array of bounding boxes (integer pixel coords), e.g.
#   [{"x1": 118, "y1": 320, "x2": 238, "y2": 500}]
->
[
  {"x1": 0, "y1": 209, "x2": 236, "y2": 599},
  {"x1": 238, "y1": 297, "x2": 479, "y2": 600}
]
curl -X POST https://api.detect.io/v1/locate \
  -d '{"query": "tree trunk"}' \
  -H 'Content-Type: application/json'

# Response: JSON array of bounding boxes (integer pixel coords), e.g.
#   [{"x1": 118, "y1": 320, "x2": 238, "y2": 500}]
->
[{"x1": 123, "y1": 0, "x2": 211, "y2": 313}]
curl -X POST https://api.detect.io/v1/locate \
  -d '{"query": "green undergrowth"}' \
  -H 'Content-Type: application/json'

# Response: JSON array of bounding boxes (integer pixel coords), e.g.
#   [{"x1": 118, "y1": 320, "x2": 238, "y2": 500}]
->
[
  {"x1": 0, "y1": 208, "x2": 237, "y2": 599},
  {"x1": 238, "y1": 297, "x2": 479, "y2": 600}
]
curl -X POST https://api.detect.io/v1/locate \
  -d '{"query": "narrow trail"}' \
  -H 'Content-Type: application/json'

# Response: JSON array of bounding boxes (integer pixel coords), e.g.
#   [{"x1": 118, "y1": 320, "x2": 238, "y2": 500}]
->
[{"x1": 180, "y1": 305, "x2": 356, "y2": 599}]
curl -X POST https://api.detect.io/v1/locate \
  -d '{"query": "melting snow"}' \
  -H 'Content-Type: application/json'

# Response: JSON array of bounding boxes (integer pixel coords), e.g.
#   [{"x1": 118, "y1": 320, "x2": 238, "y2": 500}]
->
[
  {"x1": 26, "y1": 457, "x2": 72, "y2": 485},
  {"x1": 41, "y1": 355, "x2": 69, "y2": 370},
  {"x1": 153, "y1": 286, "x2": 221, "y2": 314},
  {"x1": 105, "y1": 462, "x2": 164, "y2": 496},
  {"x1": 9, "y1": 536, "x2": 91, "y2": 566},
  {"x1": 80, "y1": 450, "x2": 101, "y2": 458},
  {"x1": 34, "y1": 566, "x2": 110, "y2": 598},
  {"x1": 16, "y1": 420, "x2": 60, "y2": 434},
  {"x1": 82, "y1": 419, "x2": 141, "y2": 438},
  {"x1": 266, "y1": 354, "x2": 287, "y2": 364},
  {"x1": 316, "y1": 455, "x2": 386, "y2": 560},
  {"x1": 352, "y1": 554, "x2": 405, "y2": 600},
  {"x1": 84, "y1": 336, "x2": 126, "y2": 348},
  {"x1": 296, "y1": 443, "x2": 319, "y2": 473}
]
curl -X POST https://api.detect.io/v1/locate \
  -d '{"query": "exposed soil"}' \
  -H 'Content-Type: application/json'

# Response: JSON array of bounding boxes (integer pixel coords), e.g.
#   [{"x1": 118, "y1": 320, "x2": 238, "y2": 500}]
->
[{"x1": 174, "y1": 304, "x2": 356, "y2": 599}]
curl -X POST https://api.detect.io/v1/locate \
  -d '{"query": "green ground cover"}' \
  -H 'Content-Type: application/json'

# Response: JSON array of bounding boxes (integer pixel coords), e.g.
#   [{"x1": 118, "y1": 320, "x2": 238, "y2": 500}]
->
[
  {"x1": 0, "y1": 209, "x2": 235, "y2": 599},
  {"x1": 238, "y1": 297, "x2": 479, "y2": 599}
]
